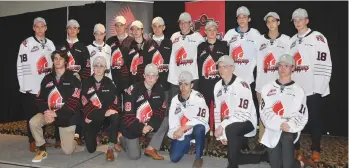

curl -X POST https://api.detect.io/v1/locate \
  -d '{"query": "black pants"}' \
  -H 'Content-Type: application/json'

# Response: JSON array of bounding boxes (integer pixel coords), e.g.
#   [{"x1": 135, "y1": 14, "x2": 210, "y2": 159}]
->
[
  {"x1": 226, "y1": 121, "x2": 254, "y2": 168},
  {"x1": 294, "y1": 93, "x2": 323, "y2": 152},
  {"x1": 84, "y1": 114, "x2": 120, "y2": 153},
  {"x1": 23, "y1": 92, "x2": 39, "y2": 143},
  {"x1": 268, "y1": 132, "x2": 301, "y2": 168}
]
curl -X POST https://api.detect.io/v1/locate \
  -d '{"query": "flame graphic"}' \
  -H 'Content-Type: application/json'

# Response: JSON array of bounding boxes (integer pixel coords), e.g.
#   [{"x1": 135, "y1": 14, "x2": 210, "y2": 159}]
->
[
  {"x1": 202, "y1": 55, "x2": 218, "y2": 79},
  {"x1": 272, "y1": 101, "x2": 284, "y2": 116},
  {"x1": 48, "y1": 87, "x2": 63, "y2": 110},
  {"x1": 232, "y1": 45, "x2": 244, "y2": 60},
  {"x1": 220, "y1": 101, "x2": 229, "y2": 121},
  {"x1": 130, "y1": 53, "x2": 139, "y2": 75},
  {"x1": 111, "y1": 48, "x2": 124, "y2": 69},
  {"x1": 137, "y1": 101, "x2": 153, "y2": 123}
]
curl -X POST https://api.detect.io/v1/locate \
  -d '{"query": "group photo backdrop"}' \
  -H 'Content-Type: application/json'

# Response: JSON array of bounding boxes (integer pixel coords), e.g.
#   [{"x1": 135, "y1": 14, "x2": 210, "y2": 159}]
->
[{"x1": 0, "y1": 1, "x2": 347, "y2": 137}]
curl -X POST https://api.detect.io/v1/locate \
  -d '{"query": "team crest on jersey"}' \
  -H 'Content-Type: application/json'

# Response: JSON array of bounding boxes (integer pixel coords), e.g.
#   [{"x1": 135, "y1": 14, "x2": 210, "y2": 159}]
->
[
  {"x1": 137, "y1": 101, "x2": 153, "y2": 123},
  {"x1": 263, "y1": 53, "x2": 277, "y2": 73},
  {"x1": 48, "y1": 87, "x2": 64, "y2": 110},
  {"x1": 232, "y1": 45, "x2": 249, "y2": 65},
  {"x1": 259, "y1": 43, "x2": 267, "y2": 51},
  {"x1": 272, "y1": 101, "x2": 284, "y2": 116},
  {"x1": 31, "y1": 46, "x2": 39, "y2": 52},
  {"x1": 152, "y1": 51, "x2": 168, "y2": 72},
  {"x1": 91, "y1": 50, "x2": 96, "y2": 56},
  {"x1": 220, "y1": 101, "x2": 229, "y2": 121},
  {"x1": 90, "y1": 93, "x2": 102, "y2": 109},
  {"x1": 240, "y1": 81, "x2": 250, "y2": 89},
  {"x1": 87, "y1": 87, "x2": 95, "y2": 94},
  {"x1": 202, "y1": 55, "x2": 219, "y2": 79},
  {"x1": 130, "y1": 53, "x2": 140, "y2": 75},
  {"x1": 175, "y1": 106, "x2": 182, "y2": 114},
  {"x1": 129, "y1": 49, "x2": 136, "y2": 55},
  {"x1": 37, "y1": 56, "x2": 51, "y2": 75},
  {"x1": 267, "y1": 89, "x2": 277, "y2": 96},
  {"x1": 229, "y1": 36, "x2": 238, "y2": 44},
  {"x1": 316, "y1": 35, "x2": 325, "y2": 43},
  {"x1": 67, "y1": 53, "x2": 81, "y2": 72},
  {"x1": 148, "y1": 45, "x2": 155, "y2": 52},
  {"x1": 22, "y1": 39, "x2": 28, "y2": 47},
  {"x1": 217, "y1": 90, "x2": 222, "y2": 97},
  {"x1": 111, "y1": 48, "x2": 124, "y2": 69},
  {"x1": 175, "y1": 47, "x2": 193, "y2": 66},
  {"x1": 136, "y1": 95, "x2": 144, "y2": 102},
  {"x1": 45, "y1": 81, "x2": 54, "y2": 88},
  {"x1": 293, "y1": 52, "x2": 309, "y2": 72}
]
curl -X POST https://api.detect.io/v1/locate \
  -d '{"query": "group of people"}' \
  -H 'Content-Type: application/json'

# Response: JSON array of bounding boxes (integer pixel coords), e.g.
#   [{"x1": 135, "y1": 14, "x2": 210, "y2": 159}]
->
[{"x1": 16, "y1": 5, "x2": 331, "y2": 168}]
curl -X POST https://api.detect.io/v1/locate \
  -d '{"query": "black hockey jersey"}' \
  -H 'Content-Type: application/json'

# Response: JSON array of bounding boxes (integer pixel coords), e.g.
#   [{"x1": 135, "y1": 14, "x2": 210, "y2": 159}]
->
[
  {"x1": 106, "y1": 35, "x2": 134, "y2": 94},
  {"x1": 58, "y1": 41, "x2": 91, "y2": 80},
  {"x1": 121, "y1": 82, "x2": 166, "y2": 139},
  {"x1": 128, "y1": 39, "x2": 146, "y2": 85},
  {"x1": 143, "y1": 38, "x2": 172, "y2": 91},
  {"x1": 81, "y1": 75, "x2": 121, "y2": 122},
  {"x1": 35, "y1": 70, "x2": 81, "y2": 127},
  {"x1": 197, "y1": 40, "x2": 229, "y2": 103}
]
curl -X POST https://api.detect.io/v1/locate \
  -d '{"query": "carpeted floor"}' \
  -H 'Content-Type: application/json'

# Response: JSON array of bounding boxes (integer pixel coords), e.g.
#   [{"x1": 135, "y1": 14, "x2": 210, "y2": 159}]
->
[{"x1": 0, "y1": 120, "x2": 347, "y2": 168}]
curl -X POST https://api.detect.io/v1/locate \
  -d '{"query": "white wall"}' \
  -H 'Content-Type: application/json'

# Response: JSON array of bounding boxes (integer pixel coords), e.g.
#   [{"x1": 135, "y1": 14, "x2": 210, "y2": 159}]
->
[{"x1": 0, "y1": 1, "x2": 94, "y2": 17}]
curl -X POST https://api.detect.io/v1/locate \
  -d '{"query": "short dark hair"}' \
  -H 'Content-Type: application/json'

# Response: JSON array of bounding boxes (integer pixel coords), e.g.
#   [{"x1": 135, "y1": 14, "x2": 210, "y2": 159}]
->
[{"x1": 51, "y1": 49, "x2": 69, "y2": 63}]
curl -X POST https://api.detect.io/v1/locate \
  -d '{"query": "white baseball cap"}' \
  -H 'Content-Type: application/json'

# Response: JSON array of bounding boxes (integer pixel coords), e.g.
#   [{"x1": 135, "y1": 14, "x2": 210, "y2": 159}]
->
[
  {"x1": 115, "y1": 16, "x2": 126, "y2": 25},
  {"x1": 93, "y1": 23, "x2": 106, "y2": 34},
  {"x1": 144, "y1": 64, "x2": 159, "y2": 75},
  {"x1": 277, "y1": 54, "x2": 295, "y2": 66},
  {"x1": 216, "y1": 55, "x2": 235, "y2": 66},
  {"x1": 236, "y1": 6, "x2": 250, "y2": 17},
  {"x1": 33, "y1": 17, "x2": 46, "y2": 26},
  {"x1": 67, "y1": 19, "x2": 80, "y2": 28},
  {"x1": 205, "y1": 21, "x2": 218, "y2": 30},
  {"x1": 292, "y1": 8, "x2": 308, "y2": 20},
  {"x1": 93, "y1": 56, "x2": 107, "y2": 67},
  {"x1": 178, "y1": 12, "x2": 192, "y2": 22},
  {"x1": 130, "y1": 20, "x2": 143, "y2": 29},
  {"x1": 152, "y1": 16, "x2": 165, "y2": 26},
  {"x1": 264, "y1": 12, "x2": 280, "y2": 21},
  {"x1": 178, "y1": 71, "x2": 193, "y2": 84}
]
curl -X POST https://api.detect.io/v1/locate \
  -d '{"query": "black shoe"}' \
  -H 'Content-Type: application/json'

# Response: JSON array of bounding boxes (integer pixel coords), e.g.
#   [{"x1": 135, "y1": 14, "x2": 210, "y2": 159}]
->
[
  {"x1": 250, "y1": 143, "x2": 267, "y2": 155},
  {"x1": 240, "y1": 145, "x2": 251, "y2": 154}
]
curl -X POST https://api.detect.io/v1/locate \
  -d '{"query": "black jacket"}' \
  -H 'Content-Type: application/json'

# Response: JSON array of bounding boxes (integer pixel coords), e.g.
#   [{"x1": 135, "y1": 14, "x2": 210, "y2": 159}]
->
[
  {"x1": 81, "y1": 75, "x2": 121, "y2": 122},
  {"x1": 121, "y1": 82, "x2": 166, "y2": 139},
  {"x1": 106, "y1": 35, "x2": 134, "y2": 95},
  {"x1": 58, "y1": 41, "x2": 91, "y2": 80},
  {"x1": 128, "y1": 38, "x2": 146, "y2": 85},
  {"x1": 35, "y1": 70, "x2": 81, "y2": 127},
  {"x1": 142, "y1": 38, "x2": 172, "y2": 91}
]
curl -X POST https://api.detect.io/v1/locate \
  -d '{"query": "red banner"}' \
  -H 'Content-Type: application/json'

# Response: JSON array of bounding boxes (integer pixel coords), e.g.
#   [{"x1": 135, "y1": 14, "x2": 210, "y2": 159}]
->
[{"x1": 185, "y1": 1, "x2": 225, "y2": 40}]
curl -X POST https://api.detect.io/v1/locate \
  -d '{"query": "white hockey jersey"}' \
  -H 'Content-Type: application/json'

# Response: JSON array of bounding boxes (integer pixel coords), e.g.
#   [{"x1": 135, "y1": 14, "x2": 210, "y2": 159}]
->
[
  {"x1": 288, "y1": 28, "x2": 332, "y2": 97},
  {"x1": 17, "y1": 36, "x2": 55, "y2": 94},
  {"x1": 260, "y1": 80, "x2": 308, "y2": 148},
  {"x1": 167, "y1": 90, "x2": 209, "y2": 141},
  {"x1": 167, "y1": 31, "x2": 205, "y2": 85},
  {"x1": 87, "y1": 41, "x2": 112, "y2": 80},
  {"x1": 255, "y1": 34, "x2": 290, "y2": 92},
  {"x1": 213, "y1": 75, "x2": 257, "y2": 141},
  {"x1": 223, "y1": 28, "x2": 260, "y2": 84}
]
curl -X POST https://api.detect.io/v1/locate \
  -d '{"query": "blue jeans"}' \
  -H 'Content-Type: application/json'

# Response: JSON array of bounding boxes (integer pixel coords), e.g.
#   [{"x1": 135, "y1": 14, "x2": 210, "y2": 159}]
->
[{"x1": 170, "y1": 124, "x2": 206, "y2": 163}]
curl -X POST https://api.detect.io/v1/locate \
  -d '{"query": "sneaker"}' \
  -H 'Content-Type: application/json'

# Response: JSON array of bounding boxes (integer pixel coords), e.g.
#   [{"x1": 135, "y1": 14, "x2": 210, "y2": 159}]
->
[
  {"x1": 251, "y1": 143, "x2": 267, "y2": 155},
  {"x1": 192, "y1": 158, "x2": 203, "y2": 168},
  {"x1": 32, "y1": 151, "x2": 48, "y2": 163},
  {"x1": 311, "y1": 151, "x2": 321, "y2": 162}
]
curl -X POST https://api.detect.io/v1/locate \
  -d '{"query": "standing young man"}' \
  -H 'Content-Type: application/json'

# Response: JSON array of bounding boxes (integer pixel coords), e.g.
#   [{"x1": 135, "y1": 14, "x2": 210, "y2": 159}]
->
[
  {"x1": 17, "y1": 17, "x2": 55, "y2": 152},
  {"x1": 120, "y1": 64, "x2": 166, "y2": 160},
  {"x1": 168, "y1": 71, "x2": 209, "y2": 168},
  {"x1": 288, "y1": 8, "x2": 332, "y2": 162},
  {"x1": 223, "y1": 6, "x2": 261, "y2": 153},
  {"x1": 252, "y1": 12, "x2": 291, "y2": 154},
  {"x1": 197, "y1": 21, "x2": 228, "y2": 140},
  {"x1": 30, "y1": 50, "x2": 81, "y2": 162},
  {"x1": 260, "y1": 54, "x2": 317, "y2": 168},
  {"x1": 142, "y1": 16, "x2": 172, "y2": 156},
  {"x1": 213, "y1": 56, "x2": 257, "y2": 168}
]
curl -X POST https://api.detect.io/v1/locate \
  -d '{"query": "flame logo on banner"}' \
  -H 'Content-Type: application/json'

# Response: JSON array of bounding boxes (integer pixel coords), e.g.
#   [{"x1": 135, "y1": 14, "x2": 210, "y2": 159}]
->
[
  {"x1": 109, "y1": 6, "x2": 136, "y2": 37},
  {"x1": 48, "y1": 87, "x2": 63, "y2": 110},
  {"x1": 220, "y1": 101, "x2": 229, "y2": 121},
  {"x1": 202, "y1": 55, "x2": 218, "y2": 79},
  {"x1": 37, "y1": 56, "x2": 51, "y2": 74},
  {"x1": 111, "y1": 48, "x2": 124, "y2": 69},
  {"x1": 130, "y1": 53, "x2": 139, "y2": 75},
  {"x1": 90, "y1": 93, "x2": 102, "y2": 109},
  {"x1": 272, "y1": 101, "x2": 284, "y2": 116},
  {"x1": 263, "y1": 53, "x2": 277, "y2": 73},
  {"x1": 137, "y1": 101, "x2": 153, "y2": 123}
]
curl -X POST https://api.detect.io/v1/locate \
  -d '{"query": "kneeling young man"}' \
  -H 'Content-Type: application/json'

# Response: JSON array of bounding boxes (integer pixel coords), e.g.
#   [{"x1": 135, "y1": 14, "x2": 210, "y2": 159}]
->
[
  {"x1": 168, "y1": 71, "x2": 209, "y2": 168},
  {"x1": 81, "y1": 56, "x2": 121, "y2": 161},
  {"x1": 260, "y1": 54, "x2": 317, "y2": 168},
  {"x1": 213, "y1": 56, "x2": 257, "y2": 168},
  {"x1": 30, "y1": 50, "x2": 81, "y2": 162},
  {"x1": 120, "y1": 64, "x2": 166, "y2": 160}
]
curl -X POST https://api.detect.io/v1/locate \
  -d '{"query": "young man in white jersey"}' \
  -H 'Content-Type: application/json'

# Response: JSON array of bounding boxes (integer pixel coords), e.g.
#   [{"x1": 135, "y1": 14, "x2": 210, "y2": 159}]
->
[
  {"x1": 252, "y1": 12, "x2": 291, "y2": 155},
  {"x1": 288, "y1": 8, "x2": 332, "y2": 162},
  {"x1": 260, "y1": 54, "x2": 317, "y2": 168},
  {"x1": 17, "y1": 17, "x2": 55, "y2": 152},
  {"x1": 223, "y1": 6, "x2": 260, "y2": 153}
]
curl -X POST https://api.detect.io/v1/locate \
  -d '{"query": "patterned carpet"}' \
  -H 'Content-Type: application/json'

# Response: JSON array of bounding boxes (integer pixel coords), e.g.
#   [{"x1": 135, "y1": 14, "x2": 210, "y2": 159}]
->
[{"x1": 0, "y1": 121, "x2": 347, "y2": 168}]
